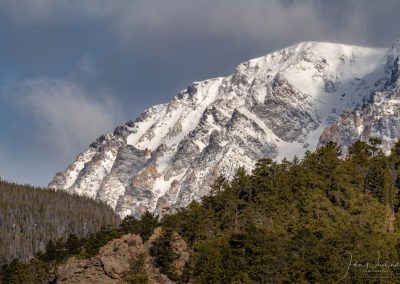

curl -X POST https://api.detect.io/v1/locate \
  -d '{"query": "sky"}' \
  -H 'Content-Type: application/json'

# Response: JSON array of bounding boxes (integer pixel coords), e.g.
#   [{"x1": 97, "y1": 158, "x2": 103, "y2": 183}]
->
[{"x1": 0, "y1": 0, "x2": 400, "y2": 186}]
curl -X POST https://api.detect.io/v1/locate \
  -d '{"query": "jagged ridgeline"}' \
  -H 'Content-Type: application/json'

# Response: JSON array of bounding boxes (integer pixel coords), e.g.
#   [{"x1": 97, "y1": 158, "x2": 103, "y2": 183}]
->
[
  {"x1": 0, "y1": 179, "x2": 120, "y2": 265},
  {"x1": 50, "y1": 40, "x2": 400, "y2": 218}
]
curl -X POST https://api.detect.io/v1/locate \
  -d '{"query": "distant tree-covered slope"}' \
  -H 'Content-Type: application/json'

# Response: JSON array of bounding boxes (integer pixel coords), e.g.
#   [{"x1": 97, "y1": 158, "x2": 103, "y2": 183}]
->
[
  {"x1": 0, "y1": 179, "x2": 120, "y2": 266},
  {"x1": 5, "y1": 138, "x2": 400, "y2": 283}
]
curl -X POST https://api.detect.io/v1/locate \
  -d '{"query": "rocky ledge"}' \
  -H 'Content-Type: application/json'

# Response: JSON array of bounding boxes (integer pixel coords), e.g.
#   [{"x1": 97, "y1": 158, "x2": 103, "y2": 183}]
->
[{"x1": 56, "y1": 229, "x2": 188, "y2": 284}]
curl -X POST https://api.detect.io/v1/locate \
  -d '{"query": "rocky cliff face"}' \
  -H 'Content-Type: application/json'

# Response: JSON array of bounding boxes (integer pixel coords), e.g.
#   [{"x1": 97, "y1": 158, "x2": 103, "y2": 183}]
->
[
  {"x1": 56, "y1": 234, "x2": 145, "y2": 284},
  {"x1": 317, "y1": 40, "x2": 400, "y2": 154},
  {"x1": 50, "y1": 40, "x2": 400, "y2": 217},
  {"x1": 56, "y1": 229, "x2": 187, "y2": 284}
]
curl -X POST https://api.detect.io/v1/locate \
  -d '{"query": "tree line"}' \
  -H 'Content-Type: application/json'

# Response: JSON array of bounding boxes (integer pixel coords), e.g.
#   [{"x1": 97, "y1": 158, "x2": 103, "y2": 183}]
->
[
  {"x1": 0, "y1": 179, "x2": 120, "y2": 267},
  {"x1": 4, "y1": 138, "x2": 400, "y2": 283}
]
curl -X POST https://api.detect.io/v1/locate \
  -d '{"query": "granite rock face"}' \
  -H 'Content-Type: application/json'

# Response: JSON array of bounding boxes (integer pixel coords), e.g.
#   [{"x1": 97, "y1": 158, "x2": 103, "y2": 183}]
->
[
  {"x1": 56, "y1": 234, "x2": 145, "y2": 284},
  {"x1": 50, "y1": 40, "x2": 400, "y2": 217},
  {"x1": 56, "y1": 230, "x2": 187, "y2": 284}
]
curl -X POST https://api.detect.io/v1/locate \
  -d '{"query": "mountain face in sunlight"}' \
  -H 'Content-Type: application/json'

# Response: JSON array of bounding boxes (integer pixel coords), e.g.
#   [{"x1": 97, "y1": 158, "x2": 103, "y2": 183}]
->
[{"x1": 50, "y1": 40, "x2": 400, "y2": 217}]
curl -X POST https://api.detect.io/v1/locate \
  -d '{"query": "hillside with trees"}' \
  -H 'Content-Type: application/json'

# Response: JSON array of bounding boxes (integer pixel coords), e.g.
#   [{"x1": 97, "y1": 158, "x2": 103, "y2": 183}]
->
[
  {"x1": 0, "y1": 179, "x2": 120, "y2": 267},
  {"x1": 4, "y1": 139, "x2": 400, "y2": 283}
]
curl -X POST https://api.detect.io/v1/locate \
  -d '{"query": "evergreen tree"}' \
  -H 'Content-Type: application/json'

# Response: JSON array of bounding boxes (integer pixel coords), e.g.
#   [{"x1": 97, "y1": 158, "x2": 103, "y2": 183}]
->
[
  {"x1": 5, "y1": 140, "x2": 400, "y2": 283},
  {"x1": 0, "y1": 179, "x2": 120, "y2": 267}
]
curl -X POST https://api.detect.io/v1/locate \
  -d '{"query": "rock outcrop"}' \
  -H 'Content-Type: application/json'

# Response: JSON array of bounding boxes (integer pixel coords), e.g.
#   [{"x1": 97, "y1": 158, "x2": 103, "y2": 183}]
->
[
  {"x1": 56, "y1": 229, "x2": 189, "y2": 284},
  {"x1": 50, "y1": 40, "x2": 400, "y2": 217},
  {"x1": 56, "y1": 234, "x2": 145, "y2": 283}
]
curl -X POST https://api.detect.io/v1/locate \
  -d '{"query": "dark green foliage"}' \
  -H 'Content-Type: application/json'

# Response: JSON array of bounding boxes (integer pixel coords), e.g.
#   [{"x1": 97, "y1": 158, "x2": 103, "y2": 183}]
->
[
  {"x1": 52, "y1": 211, "x2": 160, "y2": 261},
  {"x1": 120, "y1": 211, "x2": 159, "y2": 241},
  {"x1": 159, "y1": 140, "x2": 400, "y2": 283},
  {"x1": 348, "y1": 140, "x2": 371, "y2": 164},
  {"x1": 1, "y1": 210, "x2": 160, "y2": 282},
  {"x1": 6, "y1": 139, "x2": 400, "y2": 283},
  {"x1": 1, "y1": 258, "x2": 53, "y2": 284},
  {"x1": 36, "y1": 234, "x2": 84, "y2": 263},
  {"x1": 364, "y1": 154, "x2": 387, "y2": 199},
  {"x1": 369, "y1": 137, "x2": 383, "y2": 156},
  {"x1": 65, "y1": 234, "x2": 81, "y2": 255},
  {"x1": 79, "y1": 226, "x2": 123, "y2": 258},
  {"x1": 150, "y1": 229, "x2": 179, "y2": 281},
  {"x1": 122, "y1": 253, "x2": 149, "y2": 284},
  {"x1": 0, "y1": 179, "x2": 120, "y2": 267}
]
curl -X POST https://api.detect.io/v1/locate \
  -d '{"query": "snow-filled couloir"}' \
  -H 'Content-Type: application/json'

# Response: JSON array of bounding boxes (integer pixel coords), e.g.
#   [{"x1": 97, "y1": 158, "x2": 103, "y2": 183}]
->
[{"x1": 49, "y1": 40, "x2": 400, "y2": 217}]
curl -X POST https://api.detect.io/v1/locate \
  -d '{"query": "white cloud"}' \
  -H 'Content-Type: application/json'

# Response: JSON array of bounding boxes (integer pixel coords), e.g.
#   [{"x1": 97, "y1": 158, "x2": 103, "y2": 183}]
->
[{"x1": 18, "y1": 78, "x2": 123, "y2": 158}]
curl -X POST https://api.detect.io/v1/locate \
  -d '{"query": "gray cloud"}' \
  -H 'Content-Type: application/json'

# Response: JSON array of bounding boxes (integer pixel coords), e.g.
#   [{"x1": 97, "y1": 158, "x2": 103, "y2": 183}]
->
[
  {"x1": 0, "y1": 0, "x2": 385, "y2": 46},
  {"x1": 0, "y1": 0, "x2": 117, "y2": 23},
  {"x1": 18, "y1": 78, "x2": 123, "y2": 158},
  {"x1": 1, "y1": 0, "x2": 400, "y2": 186}
]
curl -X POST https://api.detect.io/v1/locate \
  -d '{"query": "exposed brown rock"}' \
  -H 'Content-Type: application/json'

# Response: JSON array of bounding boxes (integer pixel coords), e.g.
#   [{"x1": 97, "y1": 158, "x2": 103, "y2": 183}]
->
[
  {"x1": 131, "y1": 166, "x2": 162, "y2": 188},
  {"x1": 167, "y1": 120, "x2": 183, "y2": 139},
  {"x1": 57, "y1": 257, "x2": 116, "y2": 284},
  {"x1": 144, "y1": 148, "x2": 152, "y2": 159},
  {"x1": 171, "y1": 233, "x2": 189, "y2": 277},
  {"x1": 139, "y1": 128, "x2": 155, "y2": 143},
  {"x1": 56, "y1": 229, "x2": 189, "y2": 284},
  {"x1": 318, "y1": 124, "x2": 341, "y2": 147},
  {"x1": 99, "y1": 234, "x2": 145, "y2": 278},
  {"x1": 318, "y1": 111, "x2": 366, "y2": 150},
  {"x1": 56, "y1": 234, "x2": 144, "y2": 283},
  {"x1": 148, "y1": 227, "x2": 164, "y2": 243}
]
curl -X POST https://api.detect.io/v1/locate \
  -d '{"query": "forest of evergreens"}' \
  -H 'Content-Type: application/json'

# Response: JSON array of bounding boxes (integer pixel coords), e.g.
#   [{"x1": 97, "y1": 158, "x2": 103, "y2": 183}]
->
[
  {"x1": 0, "y1": 179, "x2": 120, "y2": 267},
  {"x1": 4, "y1": 139, "x2": 400, "y2": 283}
]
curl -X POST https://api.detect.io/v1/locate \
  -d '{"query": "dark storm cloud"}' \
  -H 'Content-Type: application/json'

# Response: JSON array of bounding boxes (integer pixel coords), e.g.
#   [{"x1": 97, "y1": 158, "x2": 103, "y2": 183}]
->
[{"x1": 0, "y1": 0, "x2": 400, "y2": 185}]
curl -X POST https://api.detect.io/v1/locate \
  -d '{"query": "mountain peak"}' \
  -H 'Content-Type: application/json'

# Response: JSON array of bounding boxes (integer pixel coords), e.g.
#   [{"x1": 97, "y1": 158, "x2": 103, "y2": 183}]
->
[{"x1": 50, "y1": 40, "x2": 400, "y2": 217}]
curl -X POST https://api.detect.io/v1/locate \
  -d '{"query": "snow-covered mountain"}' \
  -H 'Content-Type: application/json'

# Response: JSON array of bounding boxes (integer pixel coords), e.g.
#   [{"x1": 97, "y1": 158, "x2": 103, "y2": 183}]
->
[{"x1": 49, "y1": 40, "x2": 400, "y2": 218}]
